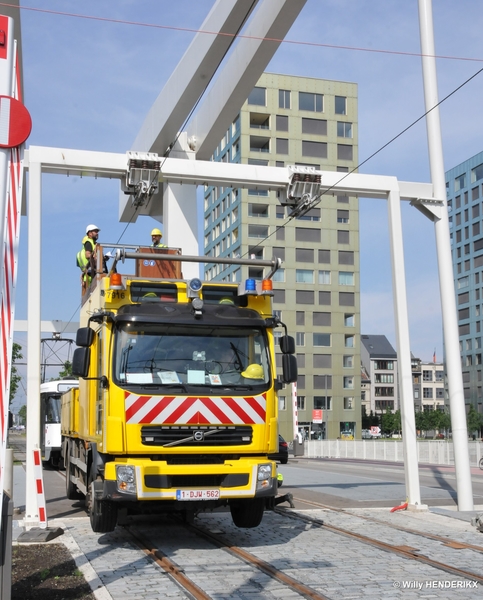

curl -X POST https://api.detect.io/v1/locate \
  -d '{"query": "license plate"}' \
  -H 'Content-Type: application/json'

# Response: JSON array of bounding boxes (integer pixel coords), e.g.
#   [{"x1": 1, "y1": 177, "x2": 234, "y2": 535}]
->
[{"x1": 176, "y1": 489, "x2": 220, "y2": 501}]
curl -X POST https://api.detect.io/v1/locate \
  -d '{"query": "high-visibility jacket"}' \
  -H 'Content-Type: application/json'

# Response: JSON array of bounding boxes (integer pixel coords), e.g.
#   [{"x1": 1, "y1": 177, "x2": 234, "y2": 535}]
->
[
  {"x1": 76, "y1": 236, "x2": 96, "y2": 271},
  {"x1": 152, "y1": 242, "x2": 167, "y2": 248}
]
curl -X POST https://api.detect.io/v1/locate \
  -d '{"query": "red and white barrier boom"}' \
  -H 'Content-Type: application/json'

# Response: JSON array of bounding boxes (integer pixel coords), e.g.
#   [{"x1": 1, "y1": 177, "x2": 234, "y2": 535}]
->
[{"x1": 0, "y1": 11, "x2": 31, "y2": 530}]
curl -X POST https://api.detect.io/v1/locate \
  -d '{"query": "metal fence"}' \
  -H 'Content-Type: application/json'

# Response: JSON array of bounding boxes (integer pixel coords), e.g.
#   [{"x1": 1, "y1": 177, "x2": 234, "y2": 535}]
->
[{"x1": 302, "y1": 439, "x2": 483, "y2": 468}]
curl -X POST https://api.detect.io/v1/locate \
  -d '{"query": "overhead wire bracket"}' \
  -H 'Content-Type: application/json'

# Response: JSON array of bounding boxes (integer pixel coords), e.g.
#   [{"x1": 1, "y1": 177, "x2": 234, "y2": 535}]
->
[
  {"x1": 277, "y1": 165, "x2": 323, "y2": 218},
  {"x1": 121, "y1": 151, "x2": 161, "y2": 208}
]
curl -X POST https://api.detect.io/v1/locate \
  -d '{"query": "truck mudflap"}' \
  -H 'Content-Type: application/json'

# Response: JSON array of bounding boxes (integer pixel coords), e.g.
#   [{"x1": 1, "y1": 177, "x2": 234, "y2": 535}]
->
[{"x1": 101, "y1": 461, "x2": 278, "y2": 503}]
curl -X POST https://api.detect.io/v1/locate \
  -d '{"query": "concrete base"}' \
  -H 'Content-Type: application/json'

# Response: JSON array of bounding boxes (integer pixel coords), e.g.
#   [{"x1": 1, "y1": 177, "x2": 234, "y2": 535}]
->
[
  {"x1": 406, "y1": 503, "x2": 429, "y2": 511},
  {"x1": 16, "y1": 526, "x2": 64, "y2": 543}
]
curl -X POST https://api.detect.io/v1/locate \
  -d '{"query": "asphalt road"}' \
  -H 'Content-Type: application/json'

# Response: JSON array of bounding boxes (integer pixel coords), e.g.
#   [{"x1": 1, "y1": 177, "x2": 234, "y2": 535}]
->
[{"x1": 8, "y1": 432, "x2": 483, "y2": 518}]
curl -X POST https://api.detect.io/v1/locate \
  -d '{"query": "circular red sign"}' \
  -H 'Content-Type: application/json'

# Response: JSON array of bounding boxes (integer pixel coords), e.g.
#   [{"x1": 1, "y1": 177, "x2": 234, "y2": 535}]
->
[{"x1": 0, "y1": 95, "x2": 32, "y2": 148}]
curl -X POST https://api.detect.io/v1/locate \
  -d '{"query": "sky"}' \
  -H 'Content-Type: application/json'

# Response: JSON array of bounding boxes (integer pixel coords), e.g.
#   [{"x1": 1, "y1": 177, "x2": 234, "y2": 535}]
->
[{"x1": 7, "y1": 0, "x2": 483, "y2": 411}]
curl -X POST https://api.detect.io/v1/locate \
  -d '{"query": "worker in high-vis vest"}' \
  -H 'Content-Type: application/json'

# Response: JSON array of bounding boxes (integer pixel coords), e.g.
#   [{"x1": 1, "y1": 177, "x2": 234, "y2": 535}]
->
[
  {"x1": 76, "y1": 224, "x2": 101, "y2": 289},
  {"x1": 151, "y1": 228, "x2": 167, "y2": 248}
]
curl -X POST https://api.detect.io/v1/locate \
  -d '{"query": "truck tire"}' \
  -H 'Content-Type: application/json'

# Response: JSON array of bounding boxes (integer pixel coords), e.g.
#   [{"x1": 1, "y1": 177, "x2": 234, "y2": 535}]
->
[
  {"x1": 89, "y1": 481, "x2": 118, "y2": 533},
  {"x1": 65, "y1": 447, "x2": 83, "y2": 500},
  {"x1": 230, "y1": 498, "x2": 264, "y2": 528}
]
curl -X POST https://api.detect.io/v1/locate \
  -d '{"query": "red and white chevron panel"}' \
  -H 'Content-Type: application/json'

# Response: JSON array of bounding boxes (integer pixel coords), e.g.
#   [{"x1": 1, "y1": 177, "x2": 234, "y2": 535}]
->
[{"x1": 125, "y1": 392, "x2": 267, "y2": 425}]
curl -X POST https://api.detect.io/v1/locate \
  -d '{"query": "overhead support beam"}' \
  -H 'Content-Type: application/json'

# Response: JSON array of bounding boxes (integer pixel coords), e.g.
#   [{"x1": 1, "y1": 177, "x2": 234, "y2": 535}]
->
[
  {"x1": 24, "y1": 145, "x2": 435, "y2": 205},
  {"x1": 131, "y1": 0, "x2": 259, "y2": 157},
  {"x1": 188, "y1": 0, "x2": 308, "y2": 160}
]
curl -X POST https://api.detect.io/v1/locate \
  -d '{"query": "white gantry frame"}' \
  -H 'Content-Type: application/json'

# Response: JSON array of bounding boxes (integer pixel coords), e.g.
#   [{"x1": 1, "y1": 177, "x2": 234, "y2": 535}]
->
[{"x1": 22, "y1": 143, "x2": 473, "y2": 526}]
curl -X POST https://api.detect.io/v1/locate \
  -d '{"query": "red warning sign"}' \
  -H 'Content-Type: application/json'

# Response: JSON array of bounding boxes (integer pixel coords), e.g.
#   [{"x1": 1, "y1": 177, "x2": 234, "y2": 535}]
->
[{"x1": 0, "y1": 95, "x2": 31, "y2": 148}]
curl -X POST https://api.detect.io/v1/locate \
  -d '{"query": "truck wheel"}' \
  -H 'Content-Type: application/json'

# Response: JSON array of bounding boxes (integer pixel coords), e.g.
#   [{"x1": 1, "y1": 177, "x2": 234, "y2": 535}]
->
[
  {"x1": 89, "y1": 481, "x2": 117, "y2": 533},
  {"x1": 230, "y1": 498, "x2": 264, "y2": 528},
  {"x1": 65, "y1": 448, "x2": 83, "y2": 500}
]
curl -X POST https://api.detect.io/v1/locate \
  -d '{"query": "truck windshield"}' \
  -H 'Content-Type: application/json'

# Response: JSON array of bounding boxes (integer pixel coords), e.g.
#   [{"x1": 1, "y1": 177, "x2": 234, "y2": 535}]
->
[{"x1": 113, "y1": 323, "x2": 271, "y2": 390}]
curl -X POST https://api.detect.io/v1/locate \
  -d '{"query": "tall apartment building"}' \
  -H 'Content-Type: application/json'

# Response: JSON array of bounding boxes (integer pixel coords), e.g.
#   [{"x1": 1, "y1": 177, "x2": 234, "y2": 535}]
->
[
  {"x1": 203, "y1": 72, "x2": 361, "y2": 440},
  {"x1": 446, "y1": 150, "x2": 483, "y2": 416},
  {"x1": 360, "y1": 335, "x2": 399, "y2": 417}
]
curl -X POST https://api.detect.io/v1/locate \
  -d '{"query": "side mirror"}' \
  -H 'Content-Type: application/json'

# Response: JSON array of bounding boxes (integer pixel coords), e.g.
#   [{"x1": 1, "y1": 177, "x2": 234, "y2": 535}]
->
[
  {"x1": 281, "y1": 353, "x2": 297, "y2": 384},
  {"x1": 76, "y1": 327, "x2": 94, "y2": 347},
  {"x1": 72, "y1": 347, "x2": 90, "y2": 378},
  {"x1": 279, "y1": 335, "x2": 295, "y2": 355}
]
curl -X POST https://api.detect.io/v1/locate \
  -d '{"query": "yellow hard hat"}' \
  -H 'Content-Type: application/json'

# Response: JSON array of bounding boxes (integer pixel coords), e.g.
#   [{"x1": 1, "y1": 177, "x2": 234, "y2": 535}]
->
[
  {"x1": 219, "y1": 297, "x2": 234, "y2": 305},
  {"x1": 241, "y1": 364, "x2": 264, "y2": 379},
  {"x1": 151, "y1": 228, "x2": 162, "y2": 236}
]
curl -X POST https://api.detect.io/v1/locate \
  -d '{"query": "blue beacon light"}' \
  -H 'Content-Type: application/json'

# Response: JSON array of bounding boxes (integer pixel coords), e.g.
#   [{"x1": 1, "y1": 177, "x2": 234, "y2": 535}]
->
[{"x1": 245, "y1": 278, "x2": 256, "y2": 292}]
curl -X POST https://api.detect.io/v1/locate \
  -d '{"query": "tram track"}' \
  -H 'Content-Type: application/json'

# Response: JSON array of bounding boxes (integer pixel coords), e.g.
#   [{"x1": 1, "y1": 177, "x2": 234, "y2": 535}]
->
[
  {"x1": 286, "y1": 495, "x2": 483, "y2": 554},
  {"x1": 274, "y1": 506, "x2": 483, "y2": 585}
]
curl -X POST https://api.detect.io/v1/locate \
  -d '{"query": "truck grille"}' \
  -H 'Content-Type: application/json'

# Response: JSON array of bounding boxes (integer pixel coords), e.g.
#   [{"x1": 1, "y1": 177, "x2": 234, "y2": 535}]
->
[{"x1": 141, "y1": 425, "x2": 253, "y2": 447}]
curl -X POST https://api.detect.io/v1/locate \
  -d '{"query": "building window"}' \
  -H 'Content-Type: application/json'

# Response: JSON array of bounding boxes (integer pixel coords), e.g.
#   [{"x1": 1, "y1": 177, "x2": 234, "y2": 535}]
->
[
  {"x1": 375, "y1": 387, "x2": 394, "y2": 397},
  {"x1": 279, "y1": 89, "x2": 291, "y2": 109},
  {"x1": 339, "y1": 250, "x2": 354, "y2": 265},
  {"x1": 296, "y1": 248, "x2": 314, "y2": 262},
  {"x1": 344, "y1": 313, "x2": 355, "y2": 327},
  {"x1": 423, "y1": 387, "x2": 433, "y2": 399},
  {"x1": 314, "y1": 333, "x2": 331, "y2": 346},
  {"x1": 296, "y1": 269, "x2": 314, "y2": 283},
  {"x1": 313, "y1": 354, "x2": 332, "y2": 368},
  {"x1": 248, "y1": 86, "x2": 266, "y2": 106},
  {"x1": 299, "y1": 91, "x2": 323, "y2": 112},
  {"x1": 276, "y1": 138, "x2": 289, "y2": 154},
  {"x1": 318, "y1": 270, "x2": 331, "y2": 284},
  {"x1": 375, "y1": 373, "x2": 394, "y2": 383},
  {"x1": 345, "y1": 335, "x2": 355, "y2": 348},
  {"x1": 296, "y1": 311, "x2": 305, "y2": 326},
  {"x1": 296, "y1": 332, "x2": 305, "y2": 346},
  {"x1": 339, "y1": 292, "x2": 355, "y2": 306},
  {"x1": 279, "y1": 396, "x2": 286, "y2": 411},
  {"x1": 337, "y1": 209, "x2": 349, "y2": 223},
  {"x1": 374, "y1": 360, "x2": 394, "y2": 370},
  {"x1": 272, "y1": 268, "x2": 285, "y2": 282},
  {"x1": 339, "y1": 271, "x2": 354, "y2": 285},
  {"x1": 318, "y1": 249, "x2": 330, "y2": 263},
  {"x1": 319, "y1": 291, "x2": 331, "y2": 305},
  {"x1": 313, "y1": 312, "x2": 331, "y2": 326},
  {"x1": 296, "y1": 290, "x2": 314, "y2": 304},
  {"x1": 337, "y1": 144, "x2": 353, "y2": 161},
  {"x1": 344, "y1": 397, "x2": 354, "y2": 409},
  {"x1": 276, "y1": 115, "x2": 288, "y2": 131},
  {"x1": 423, "y1": 370, "x2": 433, "y2": 382},
  {"x1": 335, "y1": 95, "x2": 347, "y2": 115},
  {"x1": 296, "y1": 227, "x2": 321, "y2": 243},
  {"x1": 302, "y1": 140, "x2": 327, "y2": 158},
  {"x1": 337, "y1": 122, "x2": 352, "y2": 138},
  {"x1": 302, "y1": 118, "x2": 327, "y2": 135},
  {"x1": 297, "y1": 396, "x2": 306, "y2": 410},
  {"x1": 343, "y1": 355, "x2": 354, "y2": 368},
  {"x1": 314, "y1": 396, "x2": 331, "y2": 410},
  {"x1": 248, "y1": 225, "x2": 268, "y2": 238},
  {"x1": 314, "y1": 374, "x2": 332, "y2": 389},
  {"x1": 455, "y1": 173, "x2": 466, "y2": 191},
  {"x1": 343, "y1": 376, "x2": 354, "y2": 389},
  {"x1": 338, "y1": 230, "x2": 350, "y2": 244},
  {"x1": 248, "y1": 203, "x2": 269, "y2": 217}
]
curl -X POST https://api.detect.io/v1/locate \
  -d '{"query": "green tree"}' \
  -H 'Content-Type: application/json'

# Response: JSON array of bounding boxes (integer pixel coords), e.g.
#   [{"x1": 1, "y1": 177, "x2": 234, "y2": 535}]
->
[
  {"x1": 58, "y1": 360, "x2": 76, "y2": 380},
  {"x1": 18, "y1": 404, "x2": 26, "y2": 426},
  {"x1": 415, "y1": 410, "x2": 428, "y2": 437},
  {"x1": 392, "y1": 409, "x2": 401, "y2": 435},
  {"x1": 9, "y1": 342, "x2": 23, "y2": 404},
  {"x1": 467, "y1": 404, "x2": 483, "y2": 438},
  {"x1": 381, "y1": 408, "x2": 394, "y2": 435}
]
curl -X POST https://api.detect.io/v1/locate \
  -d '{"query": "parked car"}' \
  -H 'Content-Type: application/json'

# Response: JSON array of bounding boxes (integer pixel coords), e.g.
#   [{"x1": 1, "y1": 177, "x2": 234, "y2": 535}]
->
[
  {"x1": 361, "y1": 429, "x2": 373, "y2": 439},
  {"x1": 269, "y1": 434, "x2": 289, "y2": 464}
]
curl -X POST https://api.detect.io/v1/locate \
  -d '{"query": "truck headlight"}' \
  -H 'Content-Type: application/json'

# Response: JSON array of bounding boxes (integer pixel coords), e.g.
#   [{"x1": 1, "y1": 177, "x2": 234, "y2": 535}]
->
[
  {"x1": 116, "y1": 465, "x2": 136, "y2": 494},
  {"x1": 257, "y1": 463, "x2": 272, "y2": 490}
]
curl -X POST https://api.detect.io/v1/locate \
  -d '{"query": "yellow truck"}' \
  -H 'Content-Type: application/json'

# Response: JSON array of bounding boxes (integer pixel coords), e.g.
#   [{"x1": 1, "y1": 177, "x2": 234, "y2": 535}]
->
[{"x1": 61, "y1": 246, "x2": 297, "y2": 532}]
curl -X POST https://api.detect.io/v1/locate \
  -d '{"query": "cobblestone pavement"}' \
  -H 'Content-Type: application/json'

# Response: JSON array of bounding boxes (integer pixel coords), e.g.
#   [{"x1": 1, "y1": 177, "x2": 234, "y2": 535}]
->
[{"x1": 13, "y1": 505, "x2": 483, "y2": 600}]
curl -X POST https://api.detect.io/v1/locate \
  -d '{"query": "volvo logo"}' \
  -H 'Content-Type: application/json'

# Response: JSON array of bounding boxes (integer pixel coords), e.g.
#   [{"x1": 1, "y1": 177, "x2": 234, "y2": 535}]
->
[{"x1": 193, "y1": 431, "x2": 204, "y2": 442}]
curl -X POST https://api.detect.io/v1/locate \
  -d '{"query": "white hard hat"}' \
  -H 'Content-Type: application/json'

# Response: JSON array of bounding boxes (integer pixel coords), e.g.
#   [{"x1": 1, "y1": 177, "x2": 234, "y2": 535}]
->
[{"x1": 86, "y1": 224, "x2": 100, "y2": 234}]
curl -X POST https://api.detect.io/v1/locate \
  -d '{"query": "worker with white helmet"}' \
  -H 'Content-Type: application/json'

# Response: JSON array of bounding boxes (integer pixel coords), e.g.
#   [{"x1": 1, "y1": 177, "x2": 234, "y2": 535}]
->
[
  {"x1": 76, "y1": 224, "x2": 106, "y2": 290},
  {"x1": 151, "y1": 227, "x2": 167, "y2": 248}
]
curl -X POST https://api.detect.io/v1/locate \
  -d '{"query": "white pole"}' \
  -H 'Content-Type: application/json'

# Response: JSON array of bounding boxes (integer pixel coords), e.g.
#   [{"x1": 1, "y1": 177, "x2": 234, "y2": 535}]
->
[
  {"x1": 387, "y1": 188, "x2": 423, "y2": 507},
  {"x1": 24, "y1": 160, "x2": 42, "y2": 528},
  {"x1": 418, "y1": 0, "x2": 473, "y2": 510}
]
